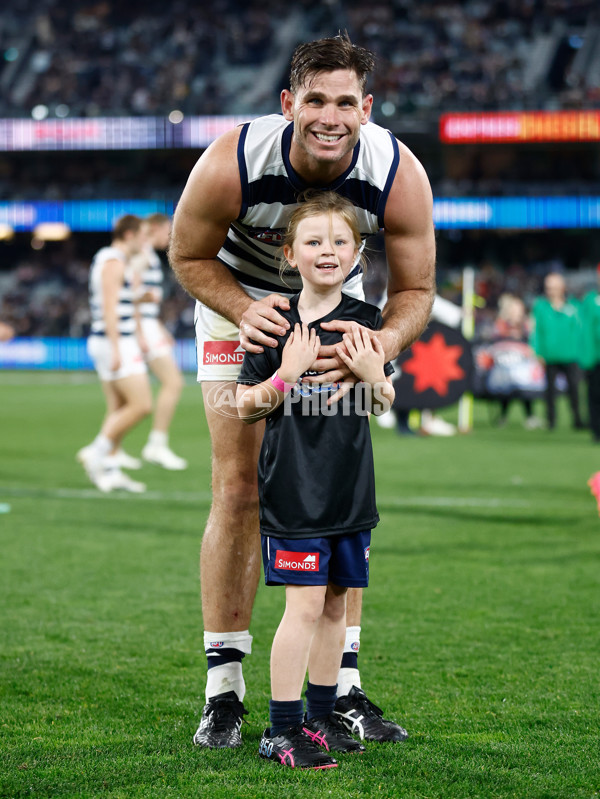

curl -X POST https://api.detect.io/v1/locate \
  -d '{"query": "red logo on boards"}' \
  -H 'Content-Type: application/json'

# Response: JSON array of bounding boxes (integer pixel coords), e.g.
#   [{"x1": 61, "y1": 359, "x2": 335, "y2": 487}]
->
[
  {"x1": 275, "y1": 551, "x2": 320, "y2": 571},
  {"x1": 203, "y1": 340, "x2": 245, "y2": 365}
]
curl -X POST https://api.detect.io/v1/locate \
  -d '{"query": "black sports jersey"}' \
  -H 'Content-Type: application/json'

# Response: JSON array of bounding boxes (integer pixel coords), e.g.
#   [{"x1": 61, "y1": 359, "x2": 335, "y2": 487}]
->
[{"x1": 237, "y1": 293, "x2": 394, "y2": 539}]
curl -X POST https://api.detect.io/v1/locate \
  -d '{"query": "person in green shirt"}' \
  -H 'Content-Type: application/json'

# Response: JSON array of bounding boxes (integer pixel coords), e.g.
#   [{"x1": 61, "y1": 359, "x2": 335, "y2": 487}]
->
[
  {"x1": 580, "y1": 265, "x2": 600, "y2": 442},
  {"x1": 532, "y1": 272, "x2": 584, "y2": 431}
]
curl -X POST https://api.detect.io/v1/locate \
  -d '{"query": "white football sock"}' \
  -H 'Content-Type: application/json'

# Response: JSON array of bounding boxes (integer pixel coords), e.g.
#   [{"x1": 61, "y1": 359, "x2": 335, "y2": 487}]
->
[
  {"x1": 148, "y1": 430, "x2": 168, "y2": 447},
  {"x1": 92, "y1": 434, "x2": 112, "y2": 456},
  {"x1": 204, "y1": 630, "x2": 253, "y2": 702},
  {"x1": 337, "y1": 625, "x2": 362, "y2": 696}
]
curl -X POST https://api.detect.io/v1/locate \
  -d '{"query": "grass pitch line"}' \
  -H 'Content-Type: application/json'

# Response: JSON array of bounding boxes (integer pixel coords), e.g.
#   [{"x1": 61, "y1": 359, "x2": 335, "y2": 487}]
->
[
  {"x1": 0, "y1": 485, "x2": 214, "y2": 503},
  {"x1": 0, "y1": 484, "x2": 531, "y2": 508}
]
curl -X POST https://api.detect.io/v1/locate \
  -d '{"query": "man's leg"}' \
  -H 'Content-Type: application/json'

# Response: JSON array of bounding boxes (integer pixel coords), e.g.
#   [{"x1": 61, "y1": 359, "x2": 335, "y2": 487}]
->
[
  {"x1": 588, "y1": 364, "x2": 600, "y2": 441},
  {"x1": 334, "y1": 586, "x2": 408, "y2": 742},
  {"x1": 193, "y1": 381, "x2": 264, "y2": 749},
  {"x1": 564, "y1": 362, "x2": 584, "y2": 428},
  {"x1": 142, "y1": 353, "x2": 187, "y2": 469},
  {"x1": 79, "y1": 373, "x2": 152, "y2": 493},
  {"x1": 102, "y1": 373, "x2": 153, "y2": 445},
  {"x1": 545, "y1": 364, "x2": 558, "y2": 429},
  {"x1": 338, "y1": 588, "x2": 363, "y2": 695}
]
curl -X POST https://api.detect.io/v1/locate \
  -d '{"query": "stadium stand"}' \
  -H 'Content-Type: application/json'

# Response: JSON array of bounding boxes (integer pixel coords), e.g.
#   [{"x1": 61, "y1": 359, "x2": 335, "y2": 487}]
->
[
  {"x1": 1, "y1": 1, "x2": 600, "y2": 345},
  {"x1": 0, "y1": 0, "x2": 598, "y2": 120}
]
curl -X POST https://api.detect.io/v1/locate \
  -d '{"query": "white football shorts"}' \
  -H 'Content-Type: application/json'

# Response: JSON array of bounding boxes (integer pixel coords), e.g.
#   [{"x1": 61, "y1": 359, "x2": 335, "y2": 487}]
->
[
  {"x1": 194, "y1": 301, "x2": 246, "y2": 382},
  {"x1": 87, "y1": 335, "x2": 147, "y2": 382}
]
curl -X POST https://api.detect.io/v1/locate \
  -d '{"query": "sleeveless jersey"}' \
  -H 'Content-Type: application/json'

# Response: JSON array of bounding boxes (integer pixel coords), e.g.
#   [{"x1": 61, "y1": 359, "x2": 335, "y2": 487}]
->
[
  {"x1": 139, "y1": 248, "x2": 164, "y2": 319},
  {"x1": 215, "y1": 114, "x2": 400, "y2": 301},
  {"x1": 89, "y1": 246, "x2": 135, "y2": 335}
]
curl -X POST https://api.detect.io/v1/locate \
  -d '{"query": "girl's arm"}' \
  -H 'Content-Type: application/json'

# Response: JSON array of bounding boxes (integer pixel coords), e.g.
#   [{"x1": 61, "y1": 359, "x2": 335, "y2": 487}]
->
[
  {"x1": 236, "y1": 377, "x2": 288, "y2": 424},
  {"x1": 372, "y1": 375, "x2": 395, "y2": 415},
  {"x1": 336, "y1": 326, "x2": 395, "y2": 415},
  {"x1": 236, "y1": 323, "x2": 320, "y2": 424}
]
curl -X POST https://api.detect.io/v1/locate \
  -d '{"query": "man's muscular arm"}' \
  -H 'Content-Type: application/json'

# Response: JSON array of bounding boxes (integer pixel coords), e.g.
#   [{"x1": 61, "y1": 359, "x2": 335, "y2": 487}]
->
[
  {"x1": 376, "y1": 141, "x2": 436, "y2": 361},
  {"x1": 168, "y1": 128, "x2": 289, "y2": 352}
]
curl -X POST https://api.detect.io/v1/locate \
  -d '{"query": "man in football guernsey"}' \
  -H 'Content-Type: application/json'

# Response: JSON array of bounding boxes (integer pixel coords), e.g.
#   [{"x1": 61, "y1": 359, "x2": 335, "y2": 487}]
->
[
  {"x1": 130, "y1": 214, "x2": 188, "y2": 471},
  {"x1": 169, "y1": 33, "x2": 436, "y2": 748},
  {"x1": 235, "y1": 195, "x2": 396, "y2": 768},
  {"x1": 77, "y1": 215, "x2": 153, "y2": 493}
]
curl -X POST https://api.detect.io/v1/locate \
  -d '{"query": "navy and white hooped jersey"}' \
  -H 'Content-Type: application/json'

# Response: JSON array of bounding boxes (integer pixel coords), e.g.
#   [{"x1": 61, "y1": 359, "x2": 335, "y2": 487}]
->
[
  {"x1": 89, "y1": 246, "x2": 135, "y2": 336},
  {"x1": 215, "y1": 114, "x2": 400, "y2": 301},
  {"x1": 139, "y1": 248, "x2": 164, "y2": 319}
]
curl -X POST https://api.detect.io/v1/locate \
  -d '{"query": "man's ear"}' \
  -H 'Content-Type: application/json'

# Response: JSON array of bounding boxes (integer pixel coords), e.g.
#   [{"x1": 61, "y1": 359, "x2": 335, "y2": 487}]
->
[
  {"x1": 281, "y1": 89, "x2": 295, "y2": 121},
  {"x1": 361, "y1": 93, "x2": 373, "y2": 124}
]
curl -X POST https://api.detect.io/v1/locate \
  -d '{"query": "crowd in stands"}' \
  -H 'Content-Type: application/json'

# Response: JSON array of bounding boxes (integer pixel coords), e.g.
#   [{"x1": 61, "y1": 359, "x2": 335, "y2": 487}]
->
[
  {"x1": 1, "y1": 0, "x2": 284, "y2": 118},
  {"x1": 346, "y1": 0, "x2": 600, "y2": 116},
  {"x1": 1, "y1": 0, "x2": 598, "y2": 120}
]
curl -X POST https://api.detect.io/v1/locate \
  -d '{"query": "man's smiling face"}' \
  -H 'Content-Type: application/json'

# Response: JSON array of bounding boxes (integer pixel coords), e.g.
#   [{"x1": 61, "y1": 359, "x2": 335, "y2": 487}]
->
[{"x1": 281, "y1": 69, "x2": 373, "y2": 173}]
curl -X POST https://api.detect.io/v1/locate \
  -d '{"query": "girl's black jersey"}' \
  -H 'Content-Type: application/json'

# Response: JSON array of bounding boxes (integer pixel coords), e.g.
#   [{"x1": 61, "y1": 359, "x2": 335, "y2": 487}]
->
[{"x1": 237, "y1": 293, "x2": 394, "y2": 539}]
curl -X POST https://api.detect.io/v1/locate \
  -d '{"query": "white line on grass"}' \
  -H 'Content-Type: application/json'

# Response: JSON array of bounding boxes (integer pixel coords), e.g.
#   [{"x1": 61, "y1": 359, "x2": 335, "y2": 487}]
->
[{"x1": 0, "y1": 485, "x2": 531, "y2": 508}]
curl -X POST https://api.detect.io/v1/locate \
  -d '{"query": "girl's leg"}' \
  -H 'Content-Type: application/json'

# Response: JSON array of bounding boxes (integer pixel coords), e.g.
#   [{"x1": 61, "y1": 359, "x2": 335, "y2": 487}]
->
[
  {"x1": 307, "y1": 583, "x2": 348, "y2": 688},
  {"x1": 271, "y1": 584, "x2": 327, "y2": 701},
  {"x1": 269, "y1": 584, "x2": 326, "y2": 736}
]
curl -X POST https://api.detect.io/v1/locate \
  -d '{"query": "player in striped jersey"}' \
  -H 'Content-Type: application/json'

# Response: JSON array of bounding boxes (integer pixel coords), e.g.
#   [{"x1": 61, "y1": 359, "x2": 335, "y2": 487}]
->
[
  {"x1": 170, "y1": 33, "x2": 436, "y2": 748},
  {"x1": 130, "y1": 214, "x2": 188, "y2": 471},
  {"x1": 77, "y1": 215, "x2": 152, "y2": 493}
]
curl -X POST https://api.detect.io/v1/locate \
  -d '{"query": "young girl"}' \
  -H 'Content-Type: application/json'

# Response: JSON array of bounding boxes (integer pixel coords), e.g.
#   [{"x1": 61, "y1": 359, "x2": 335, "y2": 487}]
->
[{"x1": 236, "y1": 192, "x2": 395, "y2": 770}]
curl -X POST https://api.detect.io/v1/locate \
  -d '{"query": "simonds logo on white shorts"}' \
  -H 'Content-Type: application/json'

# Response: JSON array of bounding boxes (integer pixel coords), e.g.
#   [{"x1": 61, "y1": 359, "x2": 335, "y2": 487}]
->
[{"x1": 275, "y1": 551, "x2": 320, "y2": 571}]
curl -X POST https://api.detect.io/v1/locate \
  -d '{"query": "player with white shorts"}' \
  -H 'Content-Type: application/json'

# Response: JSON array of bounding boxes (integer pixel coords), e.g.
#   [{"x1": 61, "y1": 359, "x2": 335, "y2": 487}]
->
[
  {"x1": 130, "y1": 214, "x2": 188, "y2": 470},
  {"x1": 77, "y1": 215, "x2": 153, "y2": 493}
]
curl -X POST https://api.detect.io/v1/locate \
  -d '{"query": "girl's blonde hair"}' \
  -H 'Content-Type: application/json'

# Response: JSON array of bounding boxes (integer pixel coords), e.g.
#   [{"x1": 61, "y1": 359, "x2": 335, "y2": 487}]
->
[{"x1": 280, "y1": 190, "x2": 366, "y2": 280}]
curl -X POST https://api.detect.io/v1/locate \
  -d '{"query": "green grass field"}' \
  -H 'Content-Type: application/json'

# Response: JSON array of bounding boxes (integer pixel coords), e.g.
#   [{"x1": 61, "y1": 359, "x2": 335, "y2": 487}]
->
[{"x1": 1, "y1": 372, "x2": 599, "y2": 799}]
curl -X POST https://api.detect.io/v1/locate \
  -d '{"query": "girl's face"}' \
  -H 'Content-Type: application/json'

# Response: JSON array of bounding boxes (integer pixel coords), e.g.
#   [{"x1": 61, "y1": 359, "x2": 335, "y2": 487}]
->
[{"x1": 284, "y1": 212, "x2": 358, "y2": 289}]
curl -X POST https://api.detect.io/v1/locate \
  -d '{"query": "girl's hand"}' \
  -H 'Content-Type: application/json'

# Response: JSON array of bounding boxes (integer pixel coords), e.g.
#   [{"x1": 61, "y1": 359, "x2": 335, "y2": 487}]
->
[
  {"x1": 335, "y1": 325, "x2": 386, "y2": 386},
  {"x1": 279, "y1": 323, "x2": 320, "y2": 384}
]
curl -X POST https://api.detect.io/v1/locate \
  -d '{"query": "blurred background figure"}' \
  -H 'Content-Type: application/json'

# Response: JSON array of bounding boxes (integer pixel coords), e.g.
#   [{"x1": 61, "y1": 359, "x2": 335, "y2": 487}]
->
[
  {"x1": 131, "y1": 214, "x2": 187, "y2": 470},
  {"x1": 493, "y1": 293, "x2": 543, "y2": 429},
  {"x1": 580, "y1": 265, "x2": 600, "y2": 443},
  {"x1": 532, "y1": 272, "x2": 585, "y2": 431},
  {"x1": 0, "y1": 321, "x2": 15, "y2": 341},
  {"x1": 78, "y1": 215, "x2": 152, "y2": 493}
]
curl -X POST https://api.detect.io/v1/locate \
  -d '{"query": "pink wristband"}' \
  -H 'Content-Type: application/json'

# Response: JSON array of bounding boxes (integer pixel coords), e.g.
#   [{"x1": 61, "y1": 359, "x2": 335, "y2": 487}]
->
[{"x1": 270, "y1": 372, "x2": 295, "y2": 393}]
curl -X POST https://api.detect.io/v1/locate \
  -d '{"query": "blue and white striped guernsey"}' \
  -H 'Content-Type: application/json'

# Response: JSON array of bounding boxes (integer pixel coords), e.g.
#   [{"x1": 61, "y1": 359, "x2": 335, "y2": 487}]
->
[
  {"x1": 216, "y1": 114, "x2": 400, "y2": 301},
  {"x1": 89, "y1": 246, "x2": 135, "y2": 335}
]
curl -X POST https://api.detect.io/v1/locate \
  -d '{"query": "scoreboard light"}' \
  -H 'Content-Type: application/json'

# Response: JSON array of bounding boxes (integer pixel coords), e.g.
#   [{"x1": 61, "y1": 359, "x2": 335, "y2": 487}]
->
[
  {"x1": 0, "y1": 223, "x2": 14, "y2": 240},
  {"x1": 440, "y1": 111, "x2": 600, "y2": 143},
  {"x1": 0, "y1": 115, "x2": 256, "y2": 151},
  {"x1": 33, "y1": 222, "x2": 71, "y2": 240}
]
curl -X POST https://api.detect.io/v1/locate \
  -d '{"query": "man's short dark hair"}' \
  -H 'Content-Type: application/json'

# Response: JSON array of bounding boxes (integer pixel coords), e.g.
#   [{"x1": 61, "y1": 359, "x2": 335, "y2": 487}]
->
[
  {"x1": 289, "y1": 31, "x2": 375, "y2": 94},
  {"x1": 112, "y1": 214, "x2": 141, "y2": 240}
]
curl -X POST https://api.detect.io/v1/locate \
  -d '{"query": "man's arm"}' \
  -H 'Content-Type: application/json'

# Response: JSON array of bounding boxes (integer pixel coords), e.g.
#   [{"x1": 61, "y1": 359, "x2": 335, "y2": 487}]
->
[
  {"x1": 168, "y1": 128, "x2": 290, "y2": 352},
  {"x1": 376, "y1": 141, "x2": 436, "y2": 362}
]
